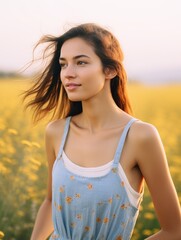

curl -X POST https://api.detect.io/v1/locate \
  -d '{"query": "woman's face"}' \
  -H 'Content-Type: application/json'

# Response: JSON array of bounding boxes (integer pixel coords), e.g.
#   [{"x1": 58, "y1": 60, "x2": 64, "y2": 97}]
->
[{"x1": 59, "y1": 37, "x2": 107, "y2": 102}]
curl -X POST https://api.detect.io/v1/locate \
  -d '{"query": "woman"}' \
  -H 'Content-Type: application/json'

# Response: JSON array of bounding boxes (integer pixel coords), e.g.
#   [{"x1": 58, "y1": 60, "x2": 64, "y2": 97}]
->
[{"x1": 24, "y1": 23, "x2": 181, "y2": 239}]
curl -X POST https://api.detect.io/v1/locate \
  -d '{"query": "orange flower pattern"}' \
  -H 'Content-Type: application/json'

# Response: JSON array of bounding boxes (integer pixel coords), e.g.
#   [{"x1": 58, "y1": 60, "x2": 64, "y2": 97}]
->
[
  {"x1": 103, "y1": 217, "x2": 109, "y2": 224},
  {"x1": 116, "y1": 236, "x2": 123, "y2": 240},
  {"x1": 57, "y1": 205, "x2": 62, "y2": 211},
  {"x1": 76, "y1": 214, "x2": 82, "y2": 220},
  {"x1": 70, "y1": 175, "x2": 75, "y2": 180},
  {"x1": 87, "y1": 183, "x2": 93, "y2": 190},
  {"x1": 96, "y1": 217, "x2": 101, "y2": 223},
  {"x1": 75, "y1": 193, "x2": 81, "y2": 198},
  {"x1": 65, "y1": 196, "x2": 72, "y2": 204},
  {"x1": 51, "y1": 171, "x2": 139, "y2": 240},
  {"x1": 70, "y1": 222, "x2": 76, "y2": 228},
  {"x1": 84, "y1": 226, "x2": 91, "y2": 232},
  {"x1": 59, "y1": 186, "x2": 64, "y2": 193},
  {"x1": 51, "y1": 174, "x2": 138, "y2": 239}
]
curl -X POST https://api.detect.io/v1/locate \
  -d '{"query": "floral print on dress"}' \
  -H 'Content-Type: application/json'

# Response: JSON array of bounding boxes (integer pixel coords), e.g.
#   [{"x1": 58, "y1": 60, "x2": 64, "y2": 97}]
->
[
  {"x1": 108, "y1": 198, "x2": 113, "y2": 204},
  {"x1": 84, "y1": 226, "x2": 91, "y2": 232},
  {"x1": 70, "y1": 222, "x2": 76, "y2": 228},
  {"x1": 96, "y1": 217, "x2": 101, "y2": 223},
  {"x1": 70, "y1": 175, "x2": 75, "y2": 180},
  {"x1": 103, "y1": 217, "x2": 109, "y2": 224},
  {"x1": 50, "y1": 233, "x2": 60, "y2": 239},
  {"x1": 87, "y1": 183, "x2": 93, "y2": 190},
  {"x1": 121, "y1": 181, "x2": 124, "y2": 187},
  {"x1": 75, "y1": 193, "x2": 81, "y2": 198},
  {"x1": 59, "y1": 186, "x2": 65, "y2": 193},
  {"x1": 65, "y1": 196, "x2": 72, "y2": 204},
  {"x1": 76, "y1": 214, "x2": 82, "y2": 220},
  {"x1": 57, "y1": 205, "x2": 62, "y2": 211},
  {"x1": 112, "y1": 167, "x2": 117, "y2": 173},
  {"x1": 120, "y1": 203, "x2": 130, "y2": 209},
  {"x1": 116, "y1": 236, "x2": 123, "y2": 240},
  {"x1": 51, "y1": 177, "x2": 138, "y2": 240}
]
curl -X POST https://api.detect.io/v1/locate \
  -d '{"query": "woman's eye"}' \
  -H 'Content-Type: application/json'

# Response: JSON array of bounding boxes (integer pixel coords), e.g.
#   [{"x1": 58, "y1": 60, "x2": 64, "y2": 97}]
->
[
  {"x1": 77, "y1": 61, "x2": 87, "y2": 65},
  {"x1": 60, "y1": 63, "x2": 67, "y2": 68}
]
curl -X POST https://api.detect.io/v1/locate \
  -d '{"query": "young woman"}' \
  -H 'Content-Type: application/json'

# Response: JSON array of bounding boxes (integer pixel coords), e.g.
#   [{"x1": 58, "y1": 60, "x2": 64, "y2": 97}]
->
[{"x1": 24, "y1": 23, "x2": 181, "y2": 240}]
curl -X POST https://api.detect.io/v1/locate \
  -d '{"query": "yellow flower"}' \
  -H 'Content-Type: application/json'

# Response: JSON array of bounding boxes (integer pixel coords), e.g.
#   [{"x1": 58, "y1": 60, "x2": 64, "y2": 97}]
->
[
  {"x1": 31, "y1": 142, "x2": 41, "y2": 148},
  {"x1": 0, "y1": 163, "x2": 9, "y2": 174},
  {"x1": 144, "y1": 212, "x2": 154, "y2": 220},
  {"x1": 30, "y1": 158, "x2": 41, "y2": 166},
  {"x1": 0, "y1": 231, "x2": 5, "y2": 239},
  {"x1": 21, "y1": 140, "x2": 32, "y2": 147},
  {"x1": 0, "y1": 122, "x2": 6, "y2": 130},
  {"x1": 143, "y1": 229, "x2": 152, "y2": 236},
  {"x1": 8, "y1": 128, "x2": 18, "y2": 135}
]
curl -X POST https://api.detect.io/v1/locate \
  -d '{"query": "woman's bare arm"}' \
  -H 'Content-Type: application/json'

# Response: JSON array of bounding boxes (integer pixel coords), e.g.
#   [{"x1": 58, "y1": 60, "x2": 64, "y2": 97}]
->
[
  {"x1": 30, "y1": 199, "x2": 53, "y2": 240},
  {"x1": 135, "y1": 122, "x2": 181, "y2": 240},
  {"x1": 30, "y1": 122, "x2": 57, "y2": 240}
]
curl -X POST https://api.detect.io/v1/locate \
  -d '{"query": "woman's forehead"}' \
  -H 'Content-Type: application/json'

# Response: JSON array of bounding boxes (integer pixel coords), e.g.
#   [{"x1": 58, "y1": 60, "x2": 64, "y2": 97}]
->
[{"x1": 60, "y1": 37, "x2": 95, "y2": 58}]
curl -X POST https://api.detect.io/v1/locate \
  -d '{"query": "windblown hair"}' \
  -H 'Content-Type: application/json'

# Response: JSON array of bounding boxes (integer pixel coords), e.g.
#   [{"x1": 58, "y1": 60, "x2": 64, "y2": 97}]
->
[{"x1": 23, "y1": 23, "x2": 132, "y2": 123}]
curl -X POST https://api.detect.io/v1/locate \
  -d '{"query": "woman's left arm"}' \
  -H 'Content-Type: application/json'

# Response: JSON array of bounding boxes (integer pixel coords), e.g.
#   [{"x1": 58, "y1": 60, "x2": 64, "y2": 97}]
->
[{"x1": 136, "y1": 123, "x2": 181, "y2": 240}]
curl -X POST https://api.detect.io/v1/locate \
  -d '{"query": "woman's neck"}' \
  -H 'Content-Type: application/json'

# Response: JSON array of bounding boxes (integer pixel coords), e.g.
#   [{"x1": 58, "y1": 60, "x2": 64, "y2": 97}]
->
[{"x1": 79, "y1": 94, "x2": 125, "y2": 133}]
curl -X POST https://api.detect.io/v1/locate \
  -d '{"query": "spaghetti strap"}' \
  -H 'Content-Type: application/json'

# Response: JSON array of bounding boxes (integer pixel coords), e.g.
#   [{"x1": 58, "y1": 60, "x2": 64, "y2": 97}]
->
[
  {"x1": 57, "y1": 116, "x2": 71, "y2": 160},
  {"x1": 113, "y1": 118, "x2": 137, "y2": 166}
]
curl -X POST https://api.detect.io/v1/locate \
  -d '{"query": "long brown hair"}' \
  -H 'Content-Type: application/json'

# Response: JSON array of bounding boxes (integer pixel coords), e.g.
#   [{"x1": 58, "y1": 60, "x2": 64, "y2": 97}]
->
[{"x1": 23, "y1": 23, "x2": 132, "y2": 123}]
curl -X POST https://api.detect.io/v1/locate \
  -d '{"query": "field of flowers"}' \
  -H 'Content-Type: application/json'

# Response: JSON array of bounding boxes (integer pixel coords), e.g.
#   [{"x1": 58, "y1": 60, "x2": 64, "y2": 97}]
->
[{"x1": 0, "y1": 78, "x2": 180, "y2": 240}]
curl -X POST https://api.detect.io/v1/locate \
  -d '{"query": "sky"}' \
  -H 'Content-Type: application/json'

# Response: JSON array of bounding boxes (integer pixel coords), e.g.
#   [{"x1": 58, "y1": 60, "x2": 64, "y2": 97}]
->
[{"x1": 0, "y1": 0, "x2": 181, "y2": 84}]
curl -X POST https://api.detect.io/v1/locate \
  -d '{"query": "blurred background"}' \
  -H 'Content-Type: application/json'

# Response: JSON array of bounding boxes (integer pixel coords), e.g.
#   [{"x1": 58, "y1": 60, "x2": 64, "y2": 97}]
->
[
  {"x1": 0, "y1": 0, "x2": 181, "y2": 239},
  {"x1": 1, "y1": 0, "x2": 181, "y2": 84}
]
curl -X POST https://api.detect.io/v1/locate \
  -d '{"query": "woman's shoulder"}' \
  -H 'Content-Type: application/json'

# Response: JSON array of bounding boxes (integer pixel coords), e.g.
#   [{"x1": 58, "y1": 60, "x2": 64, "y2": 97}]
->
[
  {"x1": 45, "y1": 117, "x2": 67, "y2": 138},
  {"x1": 131, "y1": 118, "x2": 160, "y2": 143},
  {"x1": 130, "y1": 119, "x2": 163, "y2": 165}
]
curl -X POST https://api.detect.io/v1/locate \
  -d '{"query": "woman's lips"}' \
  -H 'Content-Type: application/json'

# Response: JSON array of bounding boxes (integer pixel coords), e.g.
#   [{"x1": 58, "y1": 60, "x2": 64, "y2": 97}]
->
[{"x1": 65, "y1": 83, "x2": 81, "y2": 91}]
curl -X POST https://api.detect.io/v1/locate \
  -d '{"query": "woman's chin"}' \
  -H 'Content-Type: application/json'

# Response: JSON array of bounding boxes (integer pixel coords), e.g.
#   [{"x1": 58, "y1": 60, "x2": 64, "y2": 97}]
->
[{"x1": 68, "y1": 96, "x2": 82, "y2": 102}]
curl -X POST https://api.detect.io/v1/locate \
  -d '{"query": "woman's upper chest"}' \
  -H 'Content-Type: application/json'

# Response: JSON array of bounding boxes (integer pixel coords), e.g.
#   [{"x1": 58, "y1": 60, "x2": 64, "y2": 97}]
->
[{"x1": 56, "y1": 122, "x2": 136, "y2": 169}]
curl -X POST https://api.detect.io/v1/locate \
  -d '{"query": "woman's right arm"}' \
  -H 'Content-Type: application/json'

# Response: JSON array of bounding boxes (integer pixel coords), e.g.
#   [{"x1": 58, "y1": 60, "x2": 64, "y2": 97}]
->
[{"x1": 30, "y1": 122, "x2": 57, "y2": 240}]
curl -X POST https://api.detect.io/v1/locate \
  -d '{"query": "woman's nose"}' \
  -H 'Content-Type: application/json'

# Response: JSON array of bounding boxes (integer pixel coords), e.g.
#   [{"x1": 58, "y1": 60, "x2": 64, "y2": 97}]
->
[{"x1": 63, "y1": 64, "x2": 76, "y2": 78}]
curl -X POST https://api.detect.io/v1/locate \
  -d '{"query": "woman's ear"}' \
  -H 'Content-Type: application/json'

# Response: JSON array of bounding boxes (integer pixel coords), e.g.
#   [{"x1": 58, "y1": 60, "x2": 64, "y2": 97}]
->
[{"x1": 104, "y1": 68, "x2": 117, "y2": 80}]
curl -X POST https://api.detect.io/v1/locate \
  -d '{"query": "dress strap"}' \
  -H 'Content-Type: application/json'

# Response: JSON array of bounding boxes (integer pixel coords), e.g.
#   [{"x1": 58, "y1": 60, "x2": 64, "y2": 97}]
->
[
  {"x1": 113, "y1": 118, "x2": 137, "y2": 166},
  {"x1": 57, "y1": 116, "x2": 71, "y2": 159}
]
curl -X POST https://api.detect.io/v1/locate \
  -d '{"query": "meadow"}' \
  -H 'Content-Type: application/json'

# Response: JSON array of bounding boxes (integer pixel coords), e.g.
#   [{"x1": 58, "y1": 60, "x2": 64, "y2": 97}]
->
[{"x1": 0, "y1": 78, "x2": 181, "y2": 240}]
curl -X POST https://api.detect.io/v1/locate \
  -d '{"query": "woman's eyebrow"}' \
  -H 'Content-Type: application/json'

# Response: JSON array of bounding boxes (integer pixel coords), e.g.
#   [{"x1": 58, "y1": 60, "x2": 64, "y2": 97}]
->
[{"x1": 59, "y1": 54, "x2": 90, "y2": 61}]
